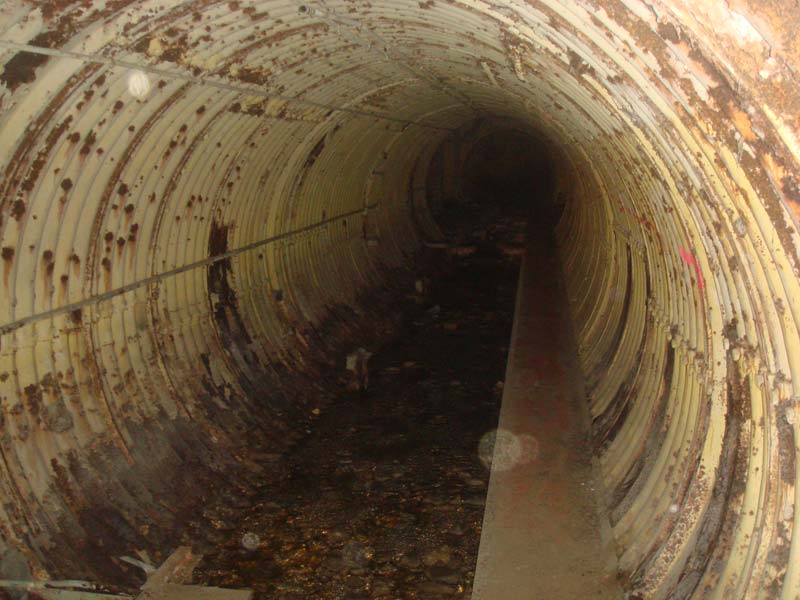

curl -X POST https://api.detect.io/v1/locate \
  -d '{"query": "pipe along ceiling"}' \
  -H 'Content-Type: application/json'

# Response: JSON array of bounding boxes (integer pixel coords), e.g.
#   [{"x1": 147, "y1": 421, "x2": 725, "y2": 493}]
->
[{"x1": 1, "y1": 0, "x2": 800, "y2": 597}]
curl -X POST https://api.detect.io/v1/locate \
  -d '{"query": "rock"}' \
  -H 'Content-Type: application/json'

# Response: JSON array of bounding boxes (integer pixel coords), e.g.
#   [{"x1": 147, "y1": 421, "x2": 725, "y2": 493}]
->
[
  {"x1": 203, "y1": 528, "x2": 228, "y2": 544},
  {"x1": 497, "y1": 242, "x2": 525, "y2": 256},
  {"x1": 423, "y1": 240, "x2": 450, "y2": 248},
  {"x1": 424, "y1": 493, "x2": 449, "y2": 506},
  {"x1": 307, "y1": 539, "x2": 327, "y2": 553},
  {"x1": 344, "y1": 574, "x2": 368, "y2": 590},
  {"x1": 416, "y1": 581, "x2": 457, "y2": 594},
  {"x1": 374, "y1": 465, "x2": 397, "y2": 482},
  {"x1": 371, "y1": 579, "x2": 392, "y2": 596},
  {"x1": 396, "y1": 552, "x2": 421, "y2": 570},
  {"x1": 322, "y1": 556, "x2": 345, "y2": 572},
  {"x1": 422, "y1": 546, "x2": 452, "y2": 567},
  {"x1": 464, "y1": 493, "x2": 486, "y2": 506},
  {"x1": 325, "y1": 529, "x2": 348, "y2": 547},
  {"x1": 375, "y1": 559, "x2": 397, "y2": 575},
  {"x1": 446, "y1": 245, "x2": 477, "y2": 257},
  {"x1": 427, "y1": 564, "x2": 462, "y2": 584},
  {"x1": 392, "y1": 511, "x2": 417, "y2": 527},
  {"x1": 255, "y1": 501, "x2": 286, "y2": 514},
  {"x1": 346, "y1": 347, "x2": 373, "y2": 391},
  {"x1": 426, "y1": 305, "x2": 441, "y2": 319},
  {"x1": 342, "y1": 541, "x2": 374, "y2": 571}
]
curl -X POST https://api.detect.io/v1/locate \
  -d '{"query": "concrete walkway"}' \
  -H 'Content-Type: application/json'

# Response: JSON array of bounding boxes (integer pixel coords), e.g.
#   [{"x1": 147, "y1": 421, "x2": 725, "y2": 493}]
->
[{"x1": 471, "y1": 222, "x2": 622, "y2": 600}]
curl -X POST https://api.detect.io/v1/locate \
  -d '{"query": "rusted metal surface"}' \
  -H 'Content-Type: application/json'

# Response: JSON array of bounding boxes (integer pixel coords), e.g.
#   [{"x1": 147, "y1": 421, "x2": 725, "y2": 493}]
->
[{"x1": 0, "y1": 0, "x2": 799, "y2": 598}]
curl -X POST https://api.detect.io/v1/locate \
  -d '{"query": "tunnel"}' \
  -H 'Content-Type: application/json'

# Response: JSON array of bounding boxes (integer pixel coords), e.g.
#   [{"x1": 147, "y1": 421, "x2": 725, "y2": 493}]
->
[{"x1": 1, "y1": 0, "x2": 800, "y2": 598}]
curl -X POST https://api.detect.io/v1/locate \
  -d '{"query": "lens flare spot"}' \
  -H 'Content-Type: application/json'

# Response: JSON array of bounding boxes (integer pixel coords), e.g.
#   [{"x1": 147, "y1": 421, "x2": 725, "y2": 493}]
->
[
  {"x1": 241, "y1": 531, "x2": 261, "y2": 550},
  {"x1": 479, "y1": 429, "x2": 523, "y2": 472},
  {"x1": 127, "y1": 70, "x2": 152, "y2": 99}
]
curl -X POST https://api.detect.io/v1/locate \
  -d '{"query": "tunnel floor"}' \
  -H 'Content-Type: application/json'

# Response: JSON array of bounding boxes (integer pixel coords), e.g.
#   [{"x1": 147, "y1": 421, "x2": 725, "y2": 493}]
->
[
  {"x1": 186, "y1": 205, "x2": 618, "y2": 599},
  {"x1": 190, "y1": 214, "x2": 522, "y2": 599}
]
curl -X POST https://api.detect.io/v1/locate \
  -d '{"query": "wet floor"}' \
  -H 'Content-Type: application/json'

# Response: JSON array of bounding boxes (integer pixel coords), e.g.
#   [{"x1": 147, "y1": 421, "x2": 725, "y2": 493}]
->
[{"x1": 192, "y1": 215, "x2": 526, "y2": 599}]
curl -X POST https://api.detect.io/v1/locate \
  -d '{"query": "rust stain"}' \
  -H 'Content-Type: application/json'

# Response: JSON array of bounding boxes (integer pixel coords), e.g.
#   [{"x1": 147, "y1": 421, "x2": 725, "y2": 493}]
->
[
  {"x1": 2, "y1": 247, "x2": 13, "y2": 288},
  {"x1": 10, "y1": 199, "x2": 26, "y2": 221}
]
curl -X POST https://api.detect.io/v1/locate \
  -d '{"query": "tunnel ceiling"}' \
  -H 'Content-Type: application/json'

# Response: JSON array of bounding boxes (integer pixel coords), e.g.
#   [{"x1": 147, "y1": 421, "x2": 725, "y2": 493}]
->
[{"x1": 1, "y1": 0, "x2": 800, "y2": 598}]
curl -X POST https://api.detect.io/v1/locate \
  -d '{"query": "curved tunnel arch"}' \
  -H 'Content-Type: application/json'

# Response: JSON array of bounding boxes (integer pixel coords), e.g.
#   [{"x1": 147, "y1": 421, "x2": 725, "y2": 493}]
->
[{"x1": 1, "y1": 0, "x2": 800, "y2": 597}]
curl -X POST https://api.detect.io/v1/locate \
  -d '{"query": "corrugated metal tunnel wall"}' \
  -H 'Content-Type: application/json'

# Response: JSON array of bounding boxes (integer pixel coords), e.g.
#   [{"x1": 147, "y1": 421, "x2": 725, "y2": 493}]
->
[{"x1": 1, "y1": 0, "x2": 800, "y2": 598}]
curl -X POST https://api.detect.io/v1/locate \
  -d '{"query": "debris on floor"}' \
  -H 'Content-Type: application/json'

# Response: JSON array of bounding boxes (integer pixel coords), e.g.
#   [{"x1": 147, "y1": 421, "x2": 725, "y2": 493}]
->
[
  {"x1": 136, "y1": 547, "x2": 252, "y2": 600},
  {"x1": 14, "y1": 547, "x2": 253, "y2": 600},
  {"x1": 495, "y1": 242, "x2": 526, "y2": 257},
  {"x1": 345, "y1": 348, "x2": 373, "y2": 391},
  {"x1": 445, "y1": 245, "x2": 477, "y2": 257},
  {"x1": 190, "y1": 212, "x2": 526, "y2": 599}
]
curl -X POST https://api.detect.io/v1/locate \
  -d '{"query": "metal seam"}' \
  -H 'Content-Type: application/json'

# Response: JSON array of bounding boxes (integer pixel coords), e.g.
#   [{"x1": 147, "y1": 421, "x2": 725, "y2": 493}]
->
[
  {"x1": 0, "y1": 40, "x2": 454, "y2": 132},
  {"x1": 0, "y1": 202, "x2": 379, "y2": 336}
]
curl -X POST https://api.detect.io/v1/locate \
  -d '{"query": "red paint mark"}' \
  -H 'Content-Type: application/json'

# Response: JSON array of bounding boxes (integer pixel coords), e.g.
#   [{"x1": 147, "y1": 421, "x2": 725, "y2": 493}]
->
[{"x1": 680, "y1": 246, "x2": 705, "y2": 290}]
